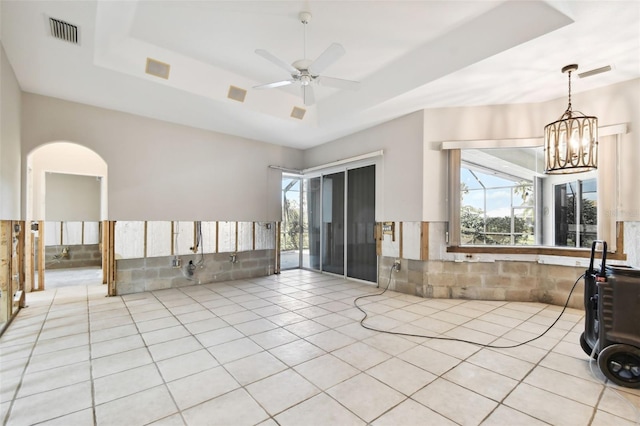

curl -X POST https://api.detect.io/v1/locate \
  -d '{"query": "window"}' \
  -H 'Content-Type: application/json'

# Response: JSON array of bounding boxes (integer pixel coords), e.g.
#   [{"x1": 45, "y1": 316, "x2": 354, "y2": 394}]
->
[
  {"x1": 461, "y1": 166, "x2": 534, "y2": 245},
  {"x1": 459, "y1": 147, "x2": 541, "y2": 246},
  {"x1": 445, "y1": 131, "x2": 623, "y2": 252},
  {"x1": 554, "y1": 178, "x2": 597, "y2": 247}
]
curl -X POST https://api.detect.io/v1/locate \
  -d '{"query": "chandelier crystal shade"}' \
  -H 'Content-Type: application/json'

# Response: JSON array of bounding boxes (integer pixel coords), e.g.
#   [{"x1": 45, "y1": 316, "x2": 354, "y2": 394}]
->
[{"x1": 544, "y1": 64, "x2": 598, "y2": 174}]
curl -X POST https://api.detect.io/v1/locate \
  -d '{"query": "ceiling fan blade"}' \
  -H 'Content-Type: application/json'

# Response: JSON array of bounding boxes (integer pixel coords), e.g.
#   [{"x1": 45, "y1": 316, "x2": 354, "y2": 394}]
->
[
  {"x1": 308, "y1": 43, "x2": 345, "y2": 75},
  {"x1": 317, "y1": 76, "x2": 360, "y2": 90},
  {"x1": 254, "y1": 80, "x2": 295, "y2": 89},
  {"x1": 302, "y1": 85, "x2": 315, "y2": 106},
  {"x1": 255, "y1": 49, "x2": 300, "y2": 76}
]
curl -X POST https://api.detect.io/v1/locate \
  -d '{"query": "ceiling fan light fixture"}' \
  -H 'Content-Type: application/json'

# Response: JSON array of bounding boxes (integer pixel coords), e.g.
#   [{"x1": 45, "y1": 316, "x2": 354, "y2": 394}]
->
[
  {"x1": 253, "y1": 11, "x2": 359, "y2": 106},
  {"x1": 544, "y1": 64, "x2": 598, "y2": 174}
]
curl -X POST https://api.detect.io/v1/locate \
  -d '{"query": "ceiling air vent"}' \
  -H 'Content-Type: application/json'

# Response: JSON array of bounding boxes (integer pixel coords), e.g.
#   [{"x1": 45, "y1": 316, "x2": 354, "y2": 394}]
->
[
  {"x1": 145, "y1": 58, "x2": 171, "y2": 80},
  {"x1": 227, "y1": 86, "x2": 247, "y2": 103},
  {"x1": 291, "y1": 106, "x2": 306, "y2": 120},
  {"x1": 49, "y1": 17, "x2": 79, "y2": 44},
  {"x1": 578, "y1": 65, "x2": 612, "y2": 79}
]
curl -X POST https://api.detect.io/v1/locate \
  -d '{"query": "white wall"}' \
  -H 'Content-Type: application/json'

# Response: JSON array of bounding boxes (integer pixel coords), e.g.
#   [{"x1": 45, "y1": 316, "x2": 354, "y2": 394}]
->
[
  {"x1": 303, "y1": 111, "x2": 424, "y2": 222},
  {"x1": 0, "y1": 44, "x2": 21, "y2": 219},
  {"x1": 28, "y1": 142, "x2": 107, "y2": 220},
  {"x1": 21, "y1": 93, "x2": 303, "y2": 221},
  {"x1": 45, "y1": 172, "x2": 101, "y2": 221}
]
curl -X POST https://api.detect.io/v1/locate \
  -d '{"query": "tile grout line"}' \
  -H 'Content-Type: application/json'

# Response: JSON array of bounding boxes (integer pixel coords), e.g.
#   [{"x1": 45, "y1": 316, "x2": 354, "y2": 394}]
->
[
  {"x1": 479, "y1": 312, "x2": 591, "y2": 425},
  {"x1": 123, "y1": 289, "x2": 189, "y2": 426},
  {"x1": 87, "y1": 286, "x2": 98, "y2": 426},
  {"x1": 2, "y1": 290, "x2": 57, "y2": 426}
]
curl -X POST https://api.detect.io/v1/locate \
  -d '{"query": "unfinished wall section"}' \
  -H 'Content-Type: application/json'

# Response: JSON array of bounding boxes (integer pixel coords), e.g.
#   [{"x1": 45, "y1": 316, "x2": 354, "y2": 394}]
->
[
  {"x1": 379, "y1": 255, "x2": 585, "y2": 309},
  {"x1": 44, "y1": 244, "x2": 101, "y2": 269},
  {"x1": 112, "y1": 220, "x2": 277, "y2": 295},
  {"x1": 377, "y1": 221, "x2": 637, "y2": 309},
  {"x1": 115, "y1": 250, "x2": 275, "y2": 294}
]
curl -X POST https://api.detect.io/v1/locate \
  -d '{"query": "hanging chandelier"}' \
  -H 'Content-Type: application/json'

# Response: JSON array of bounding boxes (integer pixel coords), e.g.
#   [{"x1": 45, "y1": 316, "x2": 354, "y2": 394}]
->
[{"x1": 544, "y1": 64, "x2": 598, "y2": 174}]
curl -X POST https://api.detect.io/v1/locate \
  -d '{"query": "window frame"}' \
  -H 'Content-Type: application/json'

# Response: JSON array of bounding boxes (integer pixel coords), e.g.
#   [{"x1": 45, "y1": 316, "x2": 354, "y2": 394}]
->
[{"x1": 442, "y1": 128, "x2": 626, "y2": 259}]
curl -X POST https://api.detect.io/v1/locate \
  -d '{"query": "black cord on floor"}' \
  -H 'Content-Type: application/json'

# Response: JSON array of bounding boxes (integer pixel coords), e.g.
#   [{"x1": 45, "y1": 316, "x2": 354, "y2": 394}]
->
[{"x1": 354, "y1": 267, "x2": 585, "y2": 349}]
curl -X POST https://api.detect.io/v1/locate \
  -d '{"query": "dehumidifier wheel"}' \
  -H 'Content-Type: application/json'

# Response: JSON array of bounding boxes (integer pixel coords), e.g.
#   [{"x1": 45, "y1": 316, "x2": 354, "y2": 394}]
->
[
  {"x1": 597, "y1": 344, "x2": 640, "y2": 388},
  {"x1": 579, "y1": 332, "x2": 596, "y2": 359}
]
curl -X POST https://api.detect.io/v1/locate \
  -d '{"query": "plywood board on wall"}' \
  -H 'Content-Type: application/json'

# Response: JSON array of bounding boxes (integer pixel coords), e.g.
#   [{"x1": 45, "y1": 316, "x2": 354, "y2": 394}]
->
[
  {"x1": 402, "y1": 222, "x2": 422, "y2": 260},
  {"x1": 381, "y1": 221, "x2": 401, "y2": 258},
  {"x1": 114, "y1": 221, "x2": 144, "y2": 259}
]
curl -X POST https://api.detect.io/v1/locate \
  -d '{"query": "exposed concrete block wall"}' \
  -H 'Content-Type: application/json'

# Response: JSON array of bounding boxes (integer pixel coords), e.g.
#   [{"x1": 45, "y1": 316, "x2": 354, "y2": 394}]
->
[
  {"x1": 44, "y1": 244, "x2": 101, "y2": 269},
  {"x1": 116, "y1": 249, "x2": 275, "y2": 295},
  {"x1": 378, "y1": 256, "x2": 585, "y2": 309}
]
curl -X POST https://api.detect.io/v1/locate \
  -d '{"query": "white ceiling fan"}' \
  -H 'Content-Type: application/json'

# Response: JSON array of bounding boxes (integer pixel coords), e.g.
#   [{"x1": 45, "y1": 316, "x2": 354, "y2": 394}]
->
[{"x1": 254, "y1": 11, "x2": 360, "y2": 106}]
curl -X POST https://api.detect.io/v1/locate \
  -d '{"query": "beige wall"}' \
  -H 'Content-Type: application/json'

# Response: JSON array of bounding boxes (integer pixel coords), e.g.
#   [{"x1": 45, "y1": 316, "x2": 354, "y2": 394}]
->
[
  {"x1": 303, "y1": 111, "x2": 425, "y2": 222},
  {"x1": 0, "y1": 44, "x2": 21, "y2": 219},
  {"x1": 45, "y1": 173, "x2": 101, "y2": 221},
  {"x1": 21, "y1": 94, "x2": 304, "y2": 221}
]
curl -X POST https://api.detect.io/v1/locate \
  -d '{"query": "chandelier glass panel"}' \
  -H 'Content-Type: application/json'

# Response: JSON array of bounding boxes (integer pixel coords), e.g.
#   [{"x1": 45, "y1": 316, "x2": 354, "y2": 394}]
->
[{"x1": 544, "y1": 64, "x2": 598, "y2": 174}]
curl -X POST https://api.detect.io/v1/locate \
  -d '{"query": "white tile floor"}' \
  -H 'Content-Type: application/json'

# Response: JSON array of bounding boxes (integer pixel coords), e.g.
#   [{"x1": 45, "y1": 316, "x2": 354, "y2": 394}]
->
[{"x1": 1, "y1": 270, "x2": 639, "y2": 425}]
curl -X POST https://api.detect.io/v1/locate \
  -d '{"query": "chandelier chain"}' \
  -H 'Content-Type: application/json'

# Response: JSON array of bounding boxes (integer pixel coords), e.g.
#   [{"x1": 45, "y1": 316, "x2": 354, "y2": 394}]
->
[{"x1": 567, "y1": 69, "x2": 573, "y2": 113}]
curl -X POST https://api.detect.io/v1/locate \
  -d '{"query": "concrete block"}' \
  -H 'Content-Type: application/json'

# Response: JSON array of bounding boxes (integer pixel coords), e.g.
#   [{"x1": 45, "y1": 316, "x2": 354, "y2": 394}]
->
[
  {"x1": 145, "y1": 279, "x2": 172, "y2": 292},
  {"x1": 499, "y1": 261, "x2": 531, "y2": 276},
  {"x1": 455, "y1": 273, "x2": 483, "y2": 287},
  {"x1": 431, "y1": 286, "x2": 452, "y2": 299},
  {"x1": 426, "y1": 272, "x2": 457, "y2": 286},
  {"x1": 242, "y1": 260, "x2": 259, "y2": 269},
  {"x1": 116, "y1": 282, "x2": 137, "y2": 295},
  {"x1": 442, "y1": 262, "x2": 470, "y2": 274},
  {"x1": 505, "y1": 289, "x2": 536, "y2": 302},
  {"x1": 393, "y1": 281, "x2": 417, "y2": 296},
  {"x1": 117, "y1": 258, "x2": 145, "y2": 270},
  {"x1": 407, "y1": 270, "x2": 424, "y2": 286},
  {"x1": 407, "y1": 259, "x2": 428, "y2": 272},
  {"x1": 116, "y1": 270, "x2": 132, "y2": 283},
  {"x1": 467, "y1": 262, "x2": 498, "y2": 274}
]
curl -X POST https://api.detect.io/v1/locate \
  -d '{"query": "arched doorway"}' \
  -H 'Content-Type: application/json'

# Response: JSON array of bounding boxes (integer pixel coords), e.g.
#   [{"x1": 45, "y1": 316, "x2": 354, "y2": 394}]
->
[{"x1": 25, "y1": 142, "x2": 108, "y2": 293}]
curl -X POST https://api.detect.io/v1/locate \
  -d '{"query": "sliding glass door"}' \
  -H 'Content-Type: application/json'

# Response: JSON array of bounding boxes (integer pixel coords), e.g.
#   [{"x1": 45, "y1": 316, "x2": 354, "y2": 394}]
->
[
  {"x1": 303, "y1": 177, "x2": 321, "y2": 270},
  {"x1": 281, "y1": 177, "x2": 301, "y2": 270},
  {"x1": 322, "y1": 172, "x2": 345, "y2": 275},
  {"x1": 347, "y1": 165, "x2": 376, "y2": 282},
  {"x1": 301, "y1": 164, "x2": 376, "y2": 282}
]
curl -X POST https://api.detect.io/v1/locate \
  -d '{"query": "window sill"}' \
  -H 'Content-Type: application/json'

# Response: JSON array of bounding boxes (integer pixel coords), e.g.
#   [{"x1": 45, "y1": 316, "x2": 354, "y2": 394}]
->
[{"x1": 447, "y1": 244, "x2": 626, "y2": 261}]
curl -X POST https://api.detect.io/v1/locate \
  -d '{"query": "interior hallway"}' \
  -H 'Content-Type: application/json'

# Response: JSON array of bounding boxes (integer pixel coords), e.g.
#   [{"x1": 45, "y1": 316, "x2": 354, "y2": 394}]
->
[{"x1": 1, "y1": 270, "x2": 638, "y2": 425}]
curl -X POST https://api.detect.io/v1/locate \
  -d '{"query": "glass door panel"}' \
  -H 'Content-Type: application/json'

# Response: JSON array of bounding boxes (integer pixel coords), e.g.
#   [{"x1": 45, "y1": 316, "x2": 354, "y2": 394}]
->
[
  {"x1": 281, "y1": 177, "x2": 301, "y2": 270},
  {"x1": 303, "y1": 177, "x2": 321, "y2": 270},
  {"x1": 347, "y1": 165, "x2": 376, "y2": 282},
  {"x1": 322, "y1": 172, "x2": 345, "y2": 275}
]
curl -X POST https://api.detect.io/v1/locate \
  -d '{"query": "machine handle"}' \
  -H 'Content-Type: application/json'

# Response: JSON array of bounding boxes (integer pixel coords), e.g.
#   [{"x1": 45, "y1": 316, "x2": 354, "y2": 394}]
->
[{"x1": 588, "y1": 240, "x2": 607, "y2": 277}]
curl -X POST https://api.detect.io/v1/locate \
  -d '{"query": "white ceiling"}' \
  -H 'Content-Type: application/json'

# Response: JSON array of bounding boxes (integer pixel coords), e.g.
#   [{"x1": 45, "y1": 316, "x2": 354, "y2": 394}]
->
[{"x1": 1, "y1": 1, "x2": 639, "y2": 149}]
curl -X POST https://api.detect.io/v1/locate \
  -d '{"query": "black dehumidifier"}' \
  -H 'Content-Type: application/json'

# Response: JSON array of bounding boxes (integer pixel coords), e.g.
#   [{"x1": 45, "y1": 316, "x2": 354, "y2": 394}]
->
[{"x1": 580, "y1": 240, "x2": 640, "y2": 388}]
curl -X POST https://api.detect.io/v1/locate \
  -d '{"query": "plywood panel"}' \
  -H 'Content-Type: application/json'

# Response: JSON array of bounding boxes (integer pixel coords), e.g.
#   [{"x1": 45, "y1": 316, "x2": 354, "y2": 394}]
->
[
  {"x1": 238, "y1": 222, "x2": 253, "y2": 252},
  {"x1": 255, "y1": 223, "x2": 275, "y2": 250},
  {"x1": 175, "y1": 221, "x2": 194, "y2": 255},
  {"x1": 218, "y1": 222, "x2": 236, "y2": 253},
  {"x1": 402, "y1": 222, "x2": 422, "y2": 260},
  {"x1": 44, "y1": 221, "x2": 61, "y2": 246},
  {"x1": 147, "y1": 221, "x2": 172, "y2": 258},
  {"x1": 84, "y1": 222, "x2": 100, "y2": 244},
  {"x1": 114, "y1": 221, "x2": 144, "y2": 259},
  {"x1": 65, "y1": 221, "x2": 83, "y2": 245},
  {"x1": 200, "y1": 222, "x2": 217, "y2": 254}
]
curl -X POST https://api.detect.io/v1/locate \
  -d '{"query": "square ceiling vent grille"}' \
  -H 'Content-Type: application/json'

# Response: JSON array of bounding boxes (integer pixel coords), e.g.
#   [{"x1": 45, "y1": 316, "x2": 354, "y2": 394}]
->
[
  {"x1": 291, "y1": 107, "x2": 306, "y2": 120},
  {"x1": 145, "y1": 58, "x2": 171, "y2": 80},
  {"x1": 49, "y1": 17, "x2": 79, "y2": 44},
  {"x1": 227, "y1": 86, "x2": 247, "y2": 102}
]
